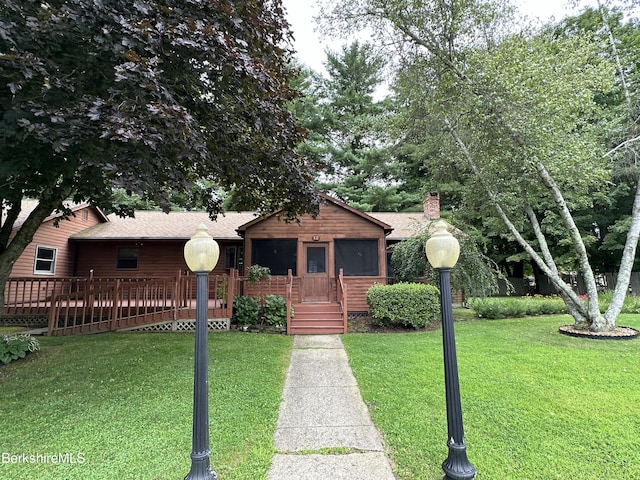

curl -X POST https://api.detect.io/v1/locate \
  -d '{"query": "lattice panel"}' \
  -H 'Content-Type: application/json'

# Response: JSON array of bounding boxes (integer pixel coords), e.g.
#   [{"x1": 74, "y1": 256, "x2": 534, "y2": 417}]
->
[
  {"x1": 348, "y1": 312, "x2": 371, "y2": 322},
  {"x1": 123, "y1": 319, "x2": 230, "y2": 333},
  {"x1": 0, "y1": 316, "x2": 48, "y2": 327}
]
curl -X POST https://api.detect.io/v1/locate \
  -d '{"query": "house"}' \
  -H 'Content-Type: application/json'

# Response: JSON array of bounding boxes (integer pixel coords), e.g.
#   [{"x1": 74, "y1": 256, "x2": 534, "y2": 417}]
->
[
  {"x1": 4, "y1": 193, "x2": 441, "y2": 334},
  {"x1": 7, "y1": 201, "x2": 108, "y2": 278}
]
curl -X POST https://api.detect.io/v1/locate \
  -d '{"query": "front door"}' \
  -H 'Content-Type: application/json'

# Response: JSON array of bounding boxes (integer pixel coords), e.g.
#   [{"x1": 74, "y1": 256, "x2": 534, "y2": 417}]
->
[{"x1": 302, "y1": 243, "x2": 330, "y2": 302}]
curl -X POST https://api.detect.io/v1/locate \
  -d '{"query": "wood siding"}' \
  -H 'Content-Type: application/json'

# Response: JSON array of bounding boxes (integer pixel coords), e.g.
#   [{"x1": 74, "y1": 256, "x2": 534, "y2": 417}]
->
[
  {"x1": 9, "y1": 207, "x2": 104, "y2": 278},
  {"x1": 243, "y1": 202, "x2": 388, "y2": 280},
  {"x1": 73, "y1": 240, "x2": 241, "y2": 278},
  {"x1": 242, "y1": 201, "x2": 388, "y2": 312}
]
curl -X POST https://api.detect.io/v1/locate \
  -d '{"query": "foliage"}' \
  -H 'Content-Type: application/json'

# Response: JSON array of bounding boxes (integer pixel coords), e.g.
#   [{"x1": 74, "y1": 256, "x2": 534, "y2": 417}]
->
[
  {"x1": 261, "y1": 294, "x2": 290, "y2": 327},
  {"x1": 247, "y1": 265, "x2": 272, "y2": 283},
  {"x1": 467, "y1": 296, "x2": 568, "y2": 319},
  {"x1": 231, "y1": 295, "x2": 261, "y2": 326},
  {"x1": 0, "y1": 333, "x2": 40, "y2": 365},
  {"x1": 0, "y1": 0, "x2": 316, "y2": 219},
  {"x1": 390, "y1": 222, "x2": 507, "y2": 297},
  {"x1": 0, "y1": 332, "x2": 291, "y2": 479},
  {"x1": 342, "y1": 314, "x2": 640, "y2": 480},
  {"x1": 317, "y1": 0, "x2": 640, "y2": 331},
  {"x1": 0, "y1": 0, "x2": 318, "y2": 315},
  {"x1": 366, "y1": 283, "x2": 440, "y2": 329},
  {"x1": 293, "y1": 41, "x2": 419, "y2": 211},
  {"x1": 598, "y1": 291, "x2": 640, "y2": 314}
]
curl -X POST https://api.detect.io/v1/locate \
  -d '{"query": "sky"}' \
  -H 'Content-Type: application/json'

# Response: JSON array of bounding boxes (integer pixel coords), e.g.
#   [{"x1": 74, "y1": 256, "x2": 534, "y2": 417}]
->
[{"x1": 281, "y1": 0, "x2": 601, "y2": 74}]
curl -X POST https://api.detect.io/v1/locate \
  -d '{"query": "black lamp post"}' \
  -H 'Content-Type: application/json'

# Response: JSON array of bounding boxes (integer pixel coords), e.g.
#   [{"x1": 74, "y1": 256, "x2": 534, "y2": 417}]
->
[
  {"x1": 183, "y1": 224, "x2": 220, "y2": 480},
  {"x1": 425, "y1": 221, "x2": 476, "y2": 480}
]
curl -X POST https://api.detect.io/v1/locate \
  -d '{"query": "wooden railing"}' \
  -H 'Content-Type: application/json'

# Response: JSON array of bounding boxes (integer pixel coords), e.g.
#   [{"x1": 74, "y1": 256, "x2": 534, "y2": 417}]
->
[
  {"x1": 47, "y1": 270, "x2": 238, "y2": 336},
  {"x1": 285, "y1": 269, "x2": 294, "y2": 335},
  {"x1": 4, "y1": 277, "x2": 89, "y2": 316},
  {"x1": 337, "y1": 268, "x2": 348, "y2": 333}
]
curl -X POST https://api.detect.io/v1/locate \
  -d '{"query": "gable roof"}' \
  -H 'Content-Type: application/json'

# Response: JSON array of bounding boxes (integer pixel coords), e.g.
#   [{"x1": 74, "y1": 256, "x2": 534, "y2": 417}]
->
[
  {"x1": 69, "y1": 196, "x2": 436, "y2": 242},
  {"x1": 236, "y1": 192, "x2": 394, "y2": 235},
  {"x1": 5, "y1": 200, "x2": 108, "y2": 229}
]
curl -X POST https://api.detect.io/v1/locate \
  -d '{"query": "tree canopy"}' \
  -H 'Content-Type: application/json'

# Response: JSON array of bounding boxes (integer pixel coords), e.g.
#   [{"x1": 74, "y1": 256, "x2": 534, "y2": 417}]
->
[{"x1": 0, "y1": 0, "x2": 317, "y2": 310}]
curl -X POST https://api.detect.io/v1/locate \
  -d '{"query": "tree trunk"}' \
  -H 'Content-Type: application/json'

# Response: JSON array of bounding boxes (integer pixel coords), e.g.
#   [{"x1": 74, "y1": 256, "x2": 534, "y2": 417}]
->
[
  {"x1": 604, "y1": 177, "x2": 640, "y2": 326},
  {"x1": 445, "y1": 119, "x2": 612, "y2": 330},
  {"x1": 535, "y1": 163, "x2": 610, "y2": 331}
]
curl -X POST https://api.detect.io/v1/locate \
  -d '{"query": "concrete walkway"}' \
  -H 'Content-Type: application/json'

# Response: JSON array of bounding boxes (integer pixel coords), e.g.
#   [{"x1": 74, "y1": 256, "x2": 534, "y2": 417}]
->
[{"x1": 268, "y1": 335, "x2": 395, "y2": 480}]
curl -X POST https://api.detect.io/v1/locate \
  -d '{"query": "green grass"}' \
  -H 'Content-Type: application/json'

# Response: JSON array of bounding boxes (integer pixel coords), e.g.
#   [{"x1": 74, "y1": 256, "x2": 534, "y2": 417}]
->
[
  {"x1": 0, "y1": 332, "x2": 292, "y2": 480},
  {"x1": 343, "y1": 314, "x2": 640, "y2": 480}
]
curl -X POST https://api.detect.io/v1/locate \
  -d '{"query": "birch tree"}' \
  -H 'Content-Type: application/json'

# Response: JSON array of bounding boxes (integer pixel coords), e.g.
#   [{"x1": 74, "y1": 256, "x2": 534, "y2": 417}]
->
[{"x1": 319, "y1": 0, "x2": 637, "y2": 331}]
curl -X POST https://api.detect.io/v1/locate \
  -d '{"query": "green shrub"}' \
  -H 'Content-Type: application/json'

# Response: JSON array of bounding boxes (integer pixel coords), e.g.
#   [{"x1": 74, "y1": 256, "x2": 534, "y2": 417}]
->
[
  {"x1": 468, "y1": 296, "x2": 567, "y2": 319},
  {"x1": 0, "y1": 333, "x2": 40, "y2": 365},
  {"x1": 231, "y1": 295, "x2": 260, "y2": 325},
  {"x1": 597, "y1": 291, "x2": 640, "y2": 314},
  {"x1": 247, "y1": 265, "x2": 271, "y2": 283},
  {"x1": 366, "y1": 283, "x2": 440, "y2": 329},
  {"x1": 261, "y1": 294, "x2": 289, "y2": 327}
]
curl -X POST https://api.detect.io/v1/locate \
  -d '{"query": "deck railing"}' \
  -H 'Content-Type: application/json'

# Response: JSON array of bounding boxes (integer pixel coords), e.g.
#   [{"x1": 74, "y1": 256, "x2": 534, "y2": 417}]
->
[
  {"x1": 285, "y1": 269, "x2": 294, "y2": 335},
  {"x1": 45, "y1": 270, "x2": 238, "y2": 335},
  {"x1": 337, "y1": 268, "x2": 348, "y2": 332}
]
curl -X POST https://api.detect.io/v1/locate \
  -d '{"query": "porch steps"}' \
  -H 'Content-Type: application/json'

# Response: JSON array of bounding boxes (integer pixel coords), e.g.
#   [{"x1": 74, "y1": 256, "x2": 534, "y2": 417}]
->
[{"x1": 289, "y1": 302, "x2": 345, "y2": 335}]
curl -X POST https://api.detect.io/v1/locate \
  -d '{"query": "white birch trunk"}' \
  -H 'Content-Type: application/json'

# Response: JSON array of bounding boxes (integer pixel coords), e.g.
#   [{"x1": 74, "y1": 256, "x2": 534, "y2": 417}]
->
[
  {"x1": 604, "y1": 178, "x2": 640, "y2": 325},
  {"x1": 535, "y1": 164, "x2": 609, "y2": 331},
  {"x1": 445, "y1": 120, "x2": 591, "y2": 325}
]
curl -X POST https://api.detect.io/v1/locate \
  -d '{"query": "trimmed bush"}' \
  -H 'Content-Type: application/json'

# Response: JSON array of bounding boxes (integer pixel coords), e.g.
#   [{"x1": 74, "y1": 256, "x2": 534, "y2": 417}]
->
[
  {"x1": 0, "y1": 333, "x2": 40, "y2": 365},
  {"x1": 231, "y1": 295, "x2": 261, "y2": 325},
  {"x1": 468, "y1": 296, "x2": 567, "y2": 319},
  {"x1": 366, "y1": 283, "x2": 440, "y2": 329}
]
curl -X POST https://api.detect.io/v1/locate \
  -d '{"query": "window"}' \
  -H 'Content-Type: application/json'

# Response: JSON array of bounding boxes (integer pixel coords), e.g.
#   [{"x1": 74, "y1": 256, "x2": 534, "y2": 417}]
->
[
  {"x1": 334, "y1": 239, "x2": 379, "y2": 276},
  {"x1": 34, "y1": 246, "x2": 57, "y2": 275},
  {"x1": 251, "y1": 239, "x2": 297, "y2": 275},
  {"x1": 224, "y1": 246, "x2": 241, "y2": 269},
  {"x1": 307, "y1": 246, "x2": 326, "y2": 273},
  {"x1": 116, "y1": 246, "x2": 138, "y2": 269}
]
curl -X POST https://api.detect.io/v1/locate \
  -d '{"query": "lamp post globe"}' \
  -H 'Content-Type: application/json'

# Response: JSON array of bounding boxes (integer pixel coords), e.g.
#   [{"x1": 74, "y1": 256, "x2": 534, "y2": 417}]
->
[
  {"x1": 425, "y1": 221, "x2": 476, "y2": 480},
  {"x1": 183, "y1": 223, "x2": 219, "y2": 480}
]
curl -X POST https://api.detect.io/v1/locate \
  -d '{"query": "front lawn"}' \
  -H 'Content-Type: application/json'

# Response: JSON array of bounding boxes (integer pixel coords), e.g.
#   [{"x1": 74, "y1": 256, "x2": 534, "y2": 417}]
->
[
  {"x1": 343, "y1": 314, "x2": 640, "y2": 480},
  {"x1": 0, "y1": 332, "x2": 292, "y2": 480}
]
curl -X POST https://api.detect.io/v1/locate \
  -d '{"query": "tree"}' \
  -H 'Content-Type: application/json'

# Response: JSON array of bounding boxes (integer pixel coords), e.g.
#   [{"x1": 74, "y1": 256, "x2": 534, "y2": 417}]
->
[
  {"x1": 292, "y1": 41, "x2": 422, "y2": 211},
  {"x1": 318, "y1": 0, "x2": 639, "y2": 332},
  {"x1": 0, "y1": 0, "x2": 318, "y2": 314},
  {"x1": 391, "y1": 222, "x2": 506, "y2": 297}
]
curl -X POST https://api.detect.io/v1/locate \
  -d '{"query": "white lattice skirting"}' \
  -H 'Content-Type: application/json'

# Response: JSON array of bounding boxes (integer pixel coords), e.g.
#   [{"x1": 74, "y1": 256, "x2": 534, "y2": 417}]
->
[{"x1": 121, "y1": 319, "x2": 230, "y2": 333}]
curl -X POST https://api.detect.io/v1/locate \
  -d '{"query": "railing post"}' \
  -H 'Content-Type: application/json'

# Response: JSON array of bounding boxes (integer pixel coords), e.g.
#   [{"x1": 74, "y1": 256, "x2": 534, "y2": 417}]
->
[
  {"x1": 111, "y1": 279, "x2": 120, "y2": 331},
  {"x1": 47, "y1": 292, "x2": 57, "y2": 336},
  {"x1": 227, "y1": 269, "x2": 237, "y2": 318},
  {"x1": 286, "y1": 269, "x2": 293, "y2": 335}
]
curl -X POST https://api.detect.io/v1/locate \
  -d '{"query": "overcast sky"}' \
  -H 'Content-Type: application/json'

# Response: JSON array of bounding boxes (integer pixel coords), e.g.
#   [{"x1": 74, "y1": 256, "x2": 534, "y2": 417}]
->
[{"x1": 281, "y1": 0, "x2": 600, "y2": 74}]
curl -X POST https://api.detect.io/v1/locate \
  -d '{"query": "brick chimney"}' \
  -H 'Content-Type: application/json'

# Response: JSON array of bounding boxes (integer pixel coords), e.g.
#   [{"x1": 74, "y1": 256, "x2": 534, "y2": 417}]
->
[{"x1": 423, "y1": 192, "x2": 440, "y2": 219}]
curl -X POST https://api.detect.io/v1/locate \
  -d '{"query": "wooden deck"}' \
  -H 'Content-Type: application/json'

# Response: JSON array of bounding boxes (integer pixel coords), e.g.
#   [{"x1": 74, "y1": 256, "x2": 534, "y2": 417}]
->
[{"x1": 3, "y1": 269, "x2": 375, "y2": 335}]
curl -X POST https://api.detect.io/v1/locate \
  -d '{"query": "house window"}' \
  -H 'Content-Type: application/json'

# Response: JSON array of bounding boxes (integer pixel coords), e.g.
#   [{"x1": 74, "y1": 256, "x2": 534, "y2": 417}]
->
[
  {"x1": 335, "y1": 239, "x2": 379, "y2": 276},
  {"x1": 34, "y1": 246, "x2": 57, "y2": 275},
  {"x1": 224, "y1": 246, "x2": 240, "y2": 269},
  {"x1": 251, "y1": 239, "x2": 297, "y2": 275},
  {"x1": 116, "y1": 246, "x2": 138, "y2": 269}
]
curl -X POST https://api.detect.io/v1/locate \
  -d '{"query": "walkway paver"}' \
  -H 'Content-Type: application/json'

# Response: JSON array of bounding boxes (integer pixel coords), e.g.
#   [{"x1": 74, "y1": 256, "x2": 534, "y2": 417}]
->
[{"x1": 268, "y1": 335, "x2": 395, "y2": 480}]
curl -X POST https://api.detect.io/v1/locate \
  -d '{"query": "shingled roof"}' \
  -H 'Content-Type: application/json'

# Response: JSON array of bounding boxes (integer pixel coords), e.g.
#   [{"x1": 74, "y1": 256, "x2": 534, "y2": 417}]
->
[
  {"x1": 5, "y1": 200, "x2": 109, "y2": 228},
  {"x1": 70, "y1": 210, "x2": 258, "y2": 241},
  {"x1": 70, "y1": 209, "x2": 433, "y2": 242}
]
